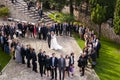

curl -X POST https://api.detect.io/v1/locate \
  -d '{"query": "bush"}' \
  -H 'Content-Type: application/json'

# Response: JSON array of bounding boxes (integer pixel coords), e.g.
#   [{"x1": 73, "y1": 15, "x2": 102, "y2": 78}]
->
[
  {"x1": 0, "y1": 7, "x2": 9, "y2": 17},
  {"x1": 49, "y1": 12, "x2": 75, "y2": 23}
]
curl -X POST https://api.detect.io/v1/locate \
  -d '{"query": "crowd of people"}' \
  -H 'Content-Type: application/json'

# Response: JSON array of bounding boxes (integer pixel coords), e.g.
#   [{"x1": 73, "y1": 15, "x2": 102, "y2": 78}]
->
[
  {"x1": 0, "y1": 20, "x2": 101, "y2": 79},
  {"x1": 0, "y1": 21, "x2": 77, "y2": 80},
  {"x1": 77, "y1": 26, "x2": 101, "y2": 76}
]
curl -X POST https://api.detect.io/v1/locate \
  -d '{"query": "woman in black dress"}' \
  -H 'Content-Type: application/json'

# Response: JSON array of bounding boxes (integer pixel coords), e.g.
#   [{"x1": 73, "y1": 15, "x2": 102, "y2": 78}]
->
[{"x1": 45, "y1": 55, "x2": 51, "y2": 77}]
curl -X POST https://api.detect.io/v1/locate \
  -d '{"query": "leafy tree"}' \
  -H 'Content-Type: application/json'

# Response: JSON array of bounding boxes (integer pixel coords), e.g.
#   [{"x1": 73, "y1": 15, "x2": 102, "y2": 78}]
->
[
  {"x1": 91, "y1": 4, "x2": 106, "y2": 38},
  {"x1": 113, "y1": 0, "x2": 120, "y2": 35},
  {"x1": 40, "y1": 0, "x2": 66, "y2": 12},
  {"x1": 74, "y1": 0, "x2": 82, "y2": 19},
  {"x1": 89, "y1": 0, "x2": 116, "y2": 19},
  {"x1": 62, "y1": 14, "x2": 75, "y2": 23}
]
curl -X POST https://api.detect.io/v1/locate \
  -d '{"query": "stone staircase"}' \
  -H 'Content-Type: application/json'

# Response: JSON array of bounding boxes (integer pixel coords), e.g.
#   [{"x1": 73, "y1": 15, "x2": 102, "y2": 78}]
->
[{"x1": 1, "y1": 0, "x2": 55, "y2": 24}]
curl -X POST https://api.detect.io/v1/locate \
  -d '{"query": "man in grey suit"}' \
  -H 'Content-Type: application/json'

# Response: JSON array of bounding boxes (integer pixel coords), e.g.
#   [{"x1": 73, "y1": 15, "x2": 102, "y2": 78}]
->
[{"x1": 58, "y1": 54, "x2": 66, "y2": 80}]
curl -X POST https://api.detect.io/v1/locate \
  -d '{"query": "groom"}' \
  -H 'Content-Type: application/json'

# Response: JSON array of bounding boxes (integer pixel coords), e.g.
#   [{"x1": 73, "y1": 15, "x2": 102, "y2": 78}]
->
[{"x1": 47, "y1": 32, "x2": 51, "y2": 48}]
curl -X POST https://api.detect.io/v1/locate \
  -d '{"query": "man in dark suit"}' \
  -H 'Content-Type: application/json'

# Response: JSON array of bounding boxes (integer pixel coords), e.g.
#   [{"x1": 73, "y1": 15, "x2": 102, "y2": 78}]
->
[
  {"x1": 37, "y1": 24, "x2": 42, "y2": 40},
  {"x1": 69, "y1": 23, "x2": 73, "y2": 37},
  {"x1": 42, "y1": 24, "x2": 48, "y2": 40},
  {"x1": 38, "y1": 49, "x2": 46, "y2": 77},
  {"x1": 47, "y1": 32, "x2": 51, "y2": 48},
  {"x1": 95, "y1": 39, "x2": 101, "y2": 58},
  {"x1": 50, "y1": 53, "x2": 58, "y2": 80},
  {"x1": 58, "y1": 23, "x2": 63, "y2": 36},
  {"x1": 31, "y1": 49, "x2": 38, "y2": 73},
  {"x1": 55, "y1": 23, "x2": 59, "y2": 36},
  {"x1": 58, "y1": 54, "x2": 66, "y2": 80},
  {"x1": 17, "y1": 22, "x2": 23, "y2": 31},
  {"x1": 26, "y1": 45, "x2": 32, "y2": 68},
  {"x1": 21, "y1": 44, "x2": 26, "y2": 64},
  {"x1": 22, "y1": 23, "x2": 27, "y2": 38}
]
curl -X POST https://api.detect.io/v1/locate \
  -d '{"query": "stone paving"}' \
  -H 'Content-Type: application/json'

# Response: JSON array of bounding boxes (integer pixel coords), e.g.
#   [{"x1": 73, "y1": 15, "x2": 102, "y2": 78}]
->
[{"x1": 0, "y1": 36, "x2": 100, "y2": 80}]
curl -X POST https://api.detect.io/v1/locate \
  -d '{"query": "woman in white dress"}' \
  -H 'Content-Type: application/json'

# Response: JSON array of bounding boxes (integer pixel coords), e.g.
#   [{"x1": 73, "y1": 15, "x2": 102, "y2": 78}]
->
[{"x1": 50, "y1": 31, "x2": 62, "y2": 50}]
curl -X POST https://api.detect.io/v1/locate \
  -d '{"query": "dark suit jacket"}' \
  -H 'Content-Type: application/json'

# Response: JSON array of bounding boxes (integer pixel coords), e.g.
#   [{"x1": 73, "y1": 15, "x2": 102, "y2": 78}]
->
[
  {"x1": 21, "y1": 47, "x2": 26, "y2": 56},
  {"x1": 47, "y1": 33, "x2": 51, "y2": 43},
  {"x1": 58, "y1": 23, "x2": 63, "y2": 31},
  {"x1": 38, "y1": 53, "x2": 46, "y2": 65},
  {"x1": 50, "y1": 57, "x2": 58, "y2": 68},
  {"x1": 26, "y1": 48, "x2": 32, "y2": 60},
  {"x1": 69, "y1": 56, "x2": 74, "y2": 66},
  {"x1": 58, "y1": 58, "x2": 66, "y2": 68},
  {"x1": 31, "y1": 52, "x2": 37, "y2": 63}
]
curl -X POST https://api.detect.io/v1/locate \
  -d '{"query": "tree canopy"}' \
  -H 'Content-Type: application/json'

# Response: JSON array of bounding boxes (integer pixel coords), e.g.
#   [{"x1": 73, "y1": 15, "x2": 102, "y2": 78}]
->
[
  {"x1": 91, "y1": 4, "x2": 106, "y2": 38},
  {"x1": 114, "y1": 0, "x2": 120, "y2": 35}
]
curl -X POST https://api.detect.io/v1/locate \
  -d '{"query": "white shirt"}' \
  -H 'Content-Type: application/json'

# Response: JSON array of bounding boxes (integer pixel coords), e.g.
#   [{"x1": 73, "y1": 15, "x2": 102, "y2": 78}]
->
[
  {"x1": 52, "y1": 57, "x2": 55, "y2": 66},
  {"x1": 65, "y1": 58, "x2": 69, "y2": 67}
]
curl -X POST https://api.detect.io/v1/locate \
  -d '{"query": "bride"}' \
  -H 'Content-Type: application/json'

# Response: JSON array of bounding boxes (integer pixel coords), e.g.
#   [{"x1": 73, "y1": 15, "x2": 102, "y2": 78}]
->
[{"x1": 50, "y1": 31, "x2": 62, "y2": 50}]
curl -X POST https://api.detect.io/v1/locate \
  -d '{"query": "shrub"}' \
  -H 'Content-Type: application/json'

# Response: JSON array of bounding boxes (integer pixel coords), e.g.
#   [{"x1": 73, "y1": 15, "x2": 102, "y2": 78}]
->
[{"x1": 0, "y1": 7, "x2": 9, "y2": 17}]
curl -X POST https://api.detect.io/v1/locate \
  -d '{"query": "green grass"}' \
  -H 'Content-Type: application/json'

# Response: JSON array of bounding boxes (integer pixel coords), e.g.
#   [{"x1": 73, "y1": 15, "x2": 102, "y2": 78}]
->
[
  {"x1": 95, "y1": 38, "x2": 120, "y2": 80},
  {"x1": 73, "y1": 33, "x2": 85, "y2": 49},
  {"x1": 74, "y1": 33, "x2": 120, "y2": 80},
  {"x1": 0, "y1": 48, "x2": 11, "y2": 71}
]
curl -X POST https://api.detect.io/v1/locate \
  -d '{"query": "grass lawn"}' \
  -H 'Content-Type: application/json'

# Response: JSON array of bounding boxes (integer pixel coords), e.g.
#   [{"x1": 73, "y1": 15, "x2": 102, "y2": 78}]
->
[
  {"x1": 74, "y1": 33, "x2": 120, "y2": 80},
  {"x1": 0, "y1": 48, "x2": 11, "y2": 71}
]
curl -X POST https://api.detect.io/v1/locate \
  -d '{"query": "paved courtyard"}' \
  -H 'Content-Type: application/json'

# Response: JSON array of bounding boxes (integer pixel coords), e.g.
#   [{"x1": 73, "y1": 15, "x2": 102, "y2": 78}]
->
[{"x1": 0, "y1": 36, "x2": 99, "y2": 80}]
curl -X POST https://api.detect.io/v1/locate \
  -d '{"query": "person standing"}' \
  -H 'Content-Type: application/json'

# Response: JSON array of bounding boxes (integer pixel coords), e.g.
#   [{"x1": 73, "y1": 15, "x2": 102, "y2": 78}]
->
[
  {"x1": 58, "y1": 23, "x2": 63, "y2": 36},
  {"x1": 65, "y1": 55, "x2": 70, "y2": 77},
  {"x1": 47, "y1": 31, "x2": 51, "y2": 48},
  {"x1": 33, "y1": 25, "x2": 37, "y2": 38},
  {"x1": 38, "y1": 8, "x2": 43, "y2": 18},
  {"x1": 38, "y1": 49, "x2": 46, "y2": 77},
  {"x1": 26, "y1": 45, "x2": 32, "y2": 68},
  {"x1": 50, "y1": 31, "x2": 62, "y2": 50},
  {"x1": 55, "y1": 23, "x2": 59, "y2": 36},
  {"x1": 20, "y1": 44, "x2": 26, "y2": 64},
  {"x1": 78, "y1": 53, "x2": 87, "y2": 76},
  {"x1": 63, "y1": 23, "x2": 67, "y2": 36},
  {"x1": 42, "y1": 24, "x2": 48, "y2": 40},
  {"x1": 45, "y1": 55, "x2": 51, "y2": 77},
  {"x1": 69, "y1": 52, "x2": 74, "y2": 76},
  {"x1": 58, "y1": 54, "x2": 66, "y2": 80},
  {"x1": 31, "y1": 49, "x2": 38, "y2": 73},
  {"x1": 15, "y1": 43, "x2": 22, "y2": 63},
  {"x1": 95, "y1": 39, "x2": 101, "y2": 58},
  {"x1": 90, "y1": 48, "x2": 97, "y2": 68},
  {"x1": 50, "y1": 53, "x2": 58, "y2": 80},
  {"x1": 37, "y1": 23, "x2": 42, "y2": 40}
]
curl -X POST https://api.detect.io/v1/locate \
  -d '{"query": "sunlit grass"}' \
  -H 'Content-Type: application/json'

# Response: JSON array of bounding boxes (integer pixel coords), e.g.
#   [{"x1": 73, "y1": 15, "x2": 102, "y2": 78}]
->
[
  {"x1": 0, "y1": 48, "x2": 11, "y2": 70},
  {"x1": 74, "y1": 33, "x2": 120, "y2": 80}
]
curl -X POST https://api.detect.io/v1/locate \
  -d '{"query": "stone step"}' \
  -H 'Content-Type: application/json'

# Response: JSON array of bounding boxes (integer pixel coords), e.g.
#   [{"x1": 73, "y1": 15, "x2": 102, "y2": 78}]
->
[
  {"x1": 28, "y1": 14, "x2": 34, "y2": 17},
  {"x1": 44, "y1": 19, "x2": 53, "y2": 22},
  {"x1": 32, "y1": 16, "x2": 37, "y2": 19},
  {"x1": 25, "y1": 12, "x2": 30, "y2": 15}
]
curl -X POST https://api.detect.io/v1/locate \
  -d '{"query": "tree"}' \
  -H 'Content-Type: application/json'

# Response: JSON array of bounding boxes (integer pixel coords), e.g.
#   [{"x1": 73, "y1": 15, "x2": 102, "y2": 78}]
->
[
  {"x1": 48, "y1": 0, "x2": 66, "y2": 12},
  {"x1": 74, "y1": 0, "x2": 82, "y2": 19},
  {"x1": 113, "y1": 0, "x2": 120, "y2": 35},
  {"x1": 89, "y1": 0, "x2": 116, "y2": 19},
  {"x1": 91, "y1": 4, "x2": 106, "y2": 38}
]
